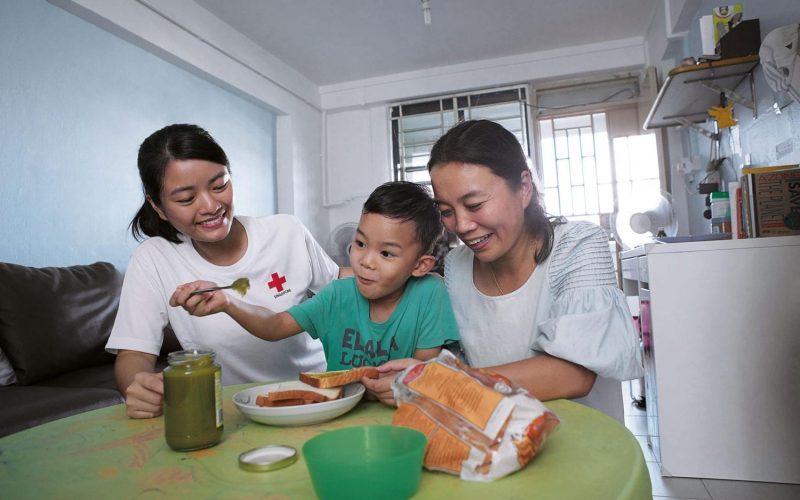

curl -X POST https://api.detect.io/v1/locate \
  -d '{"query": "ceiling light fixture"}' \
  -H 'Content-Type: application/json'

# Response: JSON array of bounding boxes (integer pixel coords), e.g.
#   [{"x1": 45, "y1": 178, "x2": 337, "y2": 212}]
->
[{"x1": 421, "y1": 0, "x2": 431, "y2": 25}]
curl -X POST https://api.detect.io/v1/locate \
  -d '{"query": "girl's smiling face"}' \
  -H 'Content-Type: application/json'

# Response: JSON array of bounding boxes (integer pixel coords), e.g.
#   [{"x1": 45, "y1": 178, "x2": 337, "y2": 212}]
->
[
  {"x1": 430, "y1": 161, "x2": 532, "y2": 264},
  {"x1": 149, "y1": 159, "x2": 235, "y2": 243}
]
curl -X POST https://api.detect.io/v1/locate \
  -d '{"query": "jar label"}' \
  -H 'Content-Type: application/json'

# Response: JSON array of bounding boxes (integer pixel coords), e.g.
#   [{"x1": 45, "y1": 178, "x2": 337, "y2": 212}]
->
[{"x1": 214, "y1": 370, "x2": 223, "y2": 428}]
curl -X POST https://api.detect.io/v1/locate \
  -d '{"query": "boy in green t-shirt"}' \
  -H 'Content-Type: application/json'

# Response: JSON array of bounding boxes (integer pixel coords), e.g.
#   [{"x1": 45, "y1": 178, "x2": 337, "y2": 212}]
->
[{"x1": 172, "y1": 181, "x2": 459, "y2": 370}]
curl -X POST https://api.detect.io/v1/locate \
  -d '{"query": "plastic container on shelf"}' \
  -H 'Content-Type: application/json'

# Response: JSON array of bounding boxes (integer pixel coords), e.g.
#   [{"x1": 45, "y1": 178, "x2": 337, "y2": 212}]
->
[{"x1": 710, "y1": 191, "x2": 731, "y2": 233}]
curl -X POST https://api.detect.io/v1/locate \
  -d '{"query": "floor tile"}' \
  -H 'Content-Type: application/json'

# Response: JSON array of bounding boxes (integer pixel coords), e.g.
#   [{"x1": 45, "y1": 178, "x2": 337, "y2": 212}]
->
[
  {"x1": 619, "y1": 376, "x2": 800, "y2": 500},
  {"x1": 702, "y1": 478, "x2": 800, "y2": 500},
  {"x1": 620, "y1": 380, "x2": 647, "y2": 417},
  {"x1": 626, "y1": 400, "x2": 646, "y2": 418},
  {"x1": 647, "y1": 461, "x2": 711, "y2": 499},
  {"x1": 624, "y1": 414, "x2": 648, "y2": 437},
  {"x1": 653, "y1": 497, "x2": 703, "y2": 500},
  {"x1": 634, "y1": 434, "x2": 657, "y2": 463}
]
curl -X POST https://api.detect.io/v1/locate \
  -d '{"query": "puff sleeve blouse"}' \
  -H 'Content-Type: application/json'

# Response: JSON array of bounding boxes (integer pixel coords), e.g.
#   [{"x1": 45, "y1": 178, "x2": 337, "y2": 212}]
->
[{"x1": 443, "y1": 220, "x2": 644, "y2": 420}]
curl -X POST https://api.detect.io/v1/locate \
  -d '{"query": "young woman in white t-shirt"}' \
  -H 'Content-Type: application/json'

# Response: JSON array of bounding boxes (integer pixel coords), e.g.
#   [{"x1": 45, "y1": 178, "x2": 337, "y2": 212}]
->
[
  {"x1": 107, "y1": 124, "x2": 345, "y2": 419},
  {"x1": 363, "y1": 120, "x2": 643, "y2": 421}
]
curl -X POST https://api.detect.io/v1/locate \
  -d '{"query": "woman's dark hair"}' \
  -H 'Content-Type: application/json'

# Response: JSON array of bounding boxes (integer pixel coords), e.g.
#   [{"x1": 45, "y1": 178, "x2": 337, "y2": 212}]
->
[
  {"x1": 362, "y1": 181, "x2": 443, "y2": 255},
  {"x1": 426, "y1": 119, "x2": 562, "y2": 263},
  {"x1": 130, "y1": 124, "x2": 230, "y2": 243}
]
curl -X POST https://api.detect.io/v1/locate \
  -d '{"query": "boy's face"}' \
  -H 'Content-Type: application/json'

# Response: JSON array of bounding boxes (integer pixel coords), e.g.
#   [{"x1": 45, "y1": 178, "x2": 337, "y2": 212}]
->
[{"x1": 350, "y1": 212, "x2": 432, "y2": 305}]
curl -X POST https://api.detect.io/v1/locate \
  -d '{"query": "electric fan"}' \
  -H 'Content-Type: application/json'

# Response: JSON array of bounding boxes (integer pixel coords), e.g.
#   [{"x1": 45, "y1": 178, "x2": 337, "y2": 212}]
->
[
  {"x1": 611, "y1": 190, "x2": 678, "y2": 250},
  {"x1": 325, "y1": 222, "x2": 358, "y2": 266}
]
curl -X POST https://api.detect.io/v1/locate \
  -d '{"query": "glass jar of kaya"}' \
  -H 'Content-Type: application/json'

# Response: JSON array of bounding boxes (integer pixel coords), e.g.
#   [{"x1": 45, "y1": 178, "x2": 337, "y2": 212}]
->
[{"x1": 163, "y1": 350, "x2": 223, "y2": 451}]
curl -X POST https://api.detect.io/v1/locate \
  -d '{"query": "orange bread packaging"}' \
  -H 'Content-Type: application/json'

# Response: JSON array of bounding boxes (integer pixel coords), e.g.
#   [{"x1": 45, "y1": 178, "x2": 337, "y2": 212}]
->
[{"x1": 391, "y1": 350, "x2": 559, "y2": 481}]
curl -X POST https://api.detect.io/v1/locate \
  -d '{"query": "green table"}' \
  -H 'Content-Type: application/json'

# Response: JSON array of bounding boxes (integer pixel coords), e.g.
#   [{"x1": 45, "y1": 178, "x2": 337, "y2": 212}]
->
[{"x1": 0, "y1": 384, "x2": 651, "y2": 499}]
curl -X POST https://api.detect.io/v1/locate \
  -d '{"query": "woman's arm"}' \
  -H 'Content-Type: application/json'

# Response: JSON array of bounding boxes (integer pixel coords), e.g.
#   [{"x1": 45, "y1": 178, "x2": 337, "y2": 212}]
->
[
  {"x1": 490, "y1": 354, "x2": 596, "y2": 401},
  {"x1": 413, "y1": 347, "x2": 441, "y2": 361},
  {"x1": 362, "y1": 353, "x2": 596, "y2": 407},
  {"x1": 114, "y1": 350, "x2": 163, "y2": 419}
]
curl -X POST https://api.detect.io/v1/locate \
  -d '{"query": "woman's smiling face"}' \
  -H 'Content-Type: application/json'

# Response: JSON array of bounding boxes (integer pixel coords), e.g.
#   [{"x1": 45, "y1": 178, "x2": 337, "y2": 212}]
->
[
  {"x1": 149, "y1": 159, "x2": 235, "y2": 243},
  {"x1": 430, "y1": 161, "x2": 531, "y2": 263}
]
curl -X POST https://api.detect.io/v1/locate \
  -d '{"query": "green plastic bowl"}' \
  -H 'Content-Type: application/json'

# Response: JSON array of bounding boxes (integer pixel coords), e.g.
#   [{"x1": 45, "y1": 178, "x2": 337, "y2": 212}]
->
[{"x1": 303, "y1": 425, "x2": 427, "y2": 500}]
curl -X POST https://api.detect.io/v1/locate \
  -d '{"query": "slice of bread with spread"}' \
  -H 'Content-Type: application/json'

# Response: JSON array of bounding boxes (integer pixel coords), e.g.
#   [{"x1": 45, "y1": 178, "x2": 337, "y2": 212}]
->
[
  {"x1": 255, "y1": 380, "x2": 343, "y2": 407},
  {"x1": 299, "y1": 367, "x2": 380, "y2": 388}
]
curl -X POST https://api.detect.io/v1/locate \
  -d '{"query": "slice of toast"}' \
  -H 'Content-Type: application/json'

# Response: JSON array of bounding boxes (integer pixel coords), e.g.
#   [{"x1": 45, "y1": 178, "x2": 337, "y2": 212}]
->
[
  {"x1": 256, "y1": 396, "x2": 310, "y2": 407},
  {"x1": 254, "y1": 380, "x2": 343, "y2": 407},
  {"x1": 299, "y1": 367, "x2": 380, "y2": 389}
]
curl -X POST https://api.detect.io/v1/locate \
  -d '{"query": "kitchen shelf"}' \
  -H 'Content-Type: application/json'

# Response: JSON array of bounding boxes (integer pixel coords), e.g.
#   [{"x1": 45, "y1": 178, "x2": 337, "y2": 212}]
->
[{"x1": 643, "y1": 55, "x2": 759, "y2": 132}]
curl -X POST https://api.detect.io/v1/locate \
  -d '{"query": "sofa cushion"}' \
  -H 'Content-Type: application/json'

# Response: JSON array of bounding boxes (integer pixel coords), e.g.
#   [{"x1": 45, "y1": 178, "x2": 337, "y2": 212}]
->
[
  {"x1": 0, "y1": 262, "x2": 122, "y2": 385},
  {"x1": 0, "y1": 385, "x2": 123, "y2": 438},
  {"x1": 36, "y1": 363, "x2": 120, "y2": 392},
  {"x1": 0, "y1": 347, "x2": 16, "y2": 385}
]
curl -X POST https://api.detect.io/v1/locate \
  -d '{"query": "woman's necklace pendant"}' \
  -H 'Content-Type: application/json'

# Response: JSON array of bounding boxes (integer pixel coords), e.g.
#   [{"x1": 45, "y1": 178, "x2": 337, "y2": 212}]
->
[{"x1": 489, "y1": 265, "x2": 504, "y2": 295}]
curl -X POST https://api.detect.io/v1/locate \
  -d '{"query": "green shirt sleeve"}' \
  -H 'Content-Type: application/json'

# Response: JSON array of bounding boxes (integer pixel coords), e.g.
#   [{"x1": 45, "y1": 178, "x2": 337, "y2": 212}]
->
[
  {"x1": 286, "y1": 280, "x2": 339, "y2": 341},
  {"x1": 412, "y1": 274, "x2": 460, "y2": 349}
]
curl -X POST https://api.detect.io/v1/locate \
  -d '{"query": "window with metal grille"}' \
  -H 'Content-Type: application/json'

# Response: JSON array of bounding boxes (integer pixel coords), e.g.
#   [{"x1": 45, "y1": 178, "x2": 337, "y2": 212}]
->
[
  {"x1": 390, "y1": 86, "x2": 530, "y2": 185},
  {"x1": 538, "y1": 111, "x2": 660, "y2": 229}
]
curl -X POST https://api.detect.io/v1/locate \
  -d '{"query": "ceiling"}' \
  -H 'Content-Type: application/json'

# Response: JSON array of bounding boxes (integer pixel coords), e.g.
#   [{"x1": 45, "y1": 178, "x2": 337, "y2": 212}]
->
[{"x1": 194, "y1": 0, "x2": 659, "y2": 86}]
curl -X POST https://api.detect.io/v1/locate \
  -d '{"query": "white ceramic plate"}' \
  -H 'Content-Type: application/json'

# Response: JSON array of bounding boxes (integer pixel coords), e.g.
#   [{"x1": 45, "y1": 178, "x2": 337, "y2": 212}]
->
[{"x1": 232, "y1": 382, "x2": 365, "y2": 426}]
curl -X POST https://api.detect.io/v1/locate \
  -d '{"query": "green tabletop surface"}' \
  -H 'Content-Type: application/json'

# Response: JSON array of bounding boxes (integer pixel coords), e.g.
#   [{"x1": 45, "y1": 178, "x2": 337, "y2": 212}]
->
[{"x1": 0, "y1": 383, "x2": 651, "y2": 499}]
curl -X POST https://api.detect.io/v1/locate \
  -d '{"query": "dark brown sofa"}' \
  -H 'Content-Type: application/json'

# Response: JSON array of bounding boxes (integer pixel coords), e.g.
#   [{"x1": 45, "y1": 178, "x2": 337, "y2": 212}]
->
[{"x1": 0, "y1": 262, "x2": 178, "y2": 438}]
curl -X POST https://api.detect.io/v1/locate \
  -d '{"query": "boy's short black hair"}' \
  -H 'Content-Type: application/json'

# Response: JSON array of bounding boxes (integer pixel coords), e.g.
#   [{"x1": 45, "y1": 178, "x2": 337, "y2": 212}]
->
[{"x1": 362, "y1": 181, "x2": 443, "y2": 255}]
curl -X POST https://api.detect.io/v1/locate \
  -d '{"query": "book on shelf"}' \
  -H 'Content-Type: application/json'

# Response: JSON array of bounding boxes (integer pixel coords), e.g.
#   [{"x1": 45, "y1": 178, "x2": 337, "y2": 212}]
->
[
  {"x1": 728, "y1": 181, "x2": 742, "y2": 239},
  {"x1": 741, "y1": 164, "x2": 800, "y2": 175},
  {"x1": 740, "y1": 164, "x2": 800, "y2": 237},
  {"x1": 740, "y1": 178, "x2": 752, "y2": 237}
]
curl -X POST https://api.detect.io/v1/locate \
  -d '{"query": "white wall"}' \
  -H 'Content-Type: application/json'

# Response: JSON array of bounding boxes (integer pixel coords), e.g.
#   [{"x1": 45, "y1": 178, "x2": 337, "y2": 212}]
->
[
  {"x1": 1, "y1": 0, "x2": 277, "y2": 269},
  {"x1": 323, "y1": 106, "x2": 393, "y2": 230},
  {"x1": 54, "y1": 0, "x2": 657, "y2": 239},
  {"x1": 320, "y1": 38, "x2": 650, "y2": 230},
  {"x1": 50, "y1": 0, "x2": 332, "y2": 240}
]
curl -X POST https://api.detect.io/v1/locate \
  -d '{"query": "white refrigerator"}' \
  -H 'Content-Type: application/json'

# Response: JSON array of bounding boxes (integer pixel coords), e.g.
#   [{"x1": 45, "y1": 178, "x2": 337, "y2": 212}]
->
[{"x1": 621, "y1": 235, "x2": 800, "y2": 484}]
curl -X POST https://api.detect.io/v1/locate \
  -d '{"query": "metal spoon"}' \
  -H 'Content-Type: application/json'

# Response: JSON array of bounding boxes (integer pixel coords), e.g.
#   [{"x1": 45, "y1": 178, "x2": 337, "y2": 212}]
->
[{"x1": 189, "y1": 277, "x2": 251, "y2": 297}]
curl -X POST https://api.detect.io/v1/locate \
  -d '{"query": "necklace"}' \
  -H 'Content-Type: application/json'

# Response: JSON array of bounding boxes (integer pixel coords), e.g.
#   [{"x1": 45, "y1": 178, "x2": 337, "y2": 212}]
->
[
  {"x1": 489, "y1": 265, "x2": 504, "y2": 295},
  {"x1": 487, "y1": 237, "x2": 539, "y2": 296}
]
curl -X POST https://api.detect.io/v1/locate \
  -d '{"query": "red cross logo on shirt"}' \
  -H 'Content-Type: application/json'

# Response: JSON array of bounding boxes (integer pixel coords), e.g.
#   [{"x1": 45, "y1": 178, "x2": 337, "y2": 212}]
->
[{"x1": 267, "y1": 272, "x2": 287, "y2": 292}]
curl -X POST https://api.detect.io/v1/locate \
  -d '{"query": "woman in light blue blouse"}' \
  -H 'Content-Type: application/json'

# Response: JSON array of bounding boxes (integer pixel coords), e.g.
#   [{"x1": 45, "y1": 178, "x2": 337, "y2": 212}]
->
[{"x1": 363, "y1": 120, "x2": 643, "y2": 422}]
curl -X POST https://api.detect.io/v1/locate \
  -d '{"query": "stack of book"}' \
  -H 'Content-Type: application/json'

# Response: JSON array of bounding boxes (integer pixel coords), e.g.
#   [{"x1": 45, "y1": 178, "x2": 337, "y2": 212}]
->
[{"x1": 731, "y1": 164, "x2": 800, "y2": 238}]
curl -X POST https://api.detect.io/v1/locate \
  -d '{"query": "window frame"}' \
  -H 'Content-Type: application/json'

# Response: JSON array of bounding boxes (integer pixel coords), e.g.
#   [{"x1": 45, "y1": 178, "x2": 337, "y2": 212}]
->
[{"x1": 390, "y1": 85, "x2": 531, "y2": 185}]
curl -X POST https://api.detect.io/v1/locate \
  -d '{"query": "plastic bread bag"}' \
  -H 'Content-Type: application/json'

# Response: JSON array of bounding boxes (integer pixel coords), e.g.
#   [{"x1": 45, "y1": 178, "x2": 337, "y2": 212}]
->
[{"x1": 391, "y1": 350, "x2": 559, "y2": 482}]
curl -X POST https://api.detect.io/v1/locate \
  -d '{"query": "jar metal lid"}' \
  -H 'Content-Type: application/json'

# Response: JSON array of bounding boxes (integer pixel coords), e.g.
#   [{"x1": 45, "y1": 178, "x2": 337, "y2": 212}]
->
[
  {"x1": 238, "y1": 445, "x2": 298, "y2": 472},
  {"x1": 167, "y1": 349, "x2": 215, "y2": 364}
]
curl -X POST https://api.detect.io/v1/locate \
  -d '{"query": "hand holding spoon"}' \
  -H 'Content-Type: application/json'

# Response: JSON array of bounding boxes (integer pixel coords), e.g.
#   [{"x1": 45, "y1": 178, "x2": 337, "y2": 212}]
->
[{"x1": 189, "y1": 277, "x2": 251, "y2": 297}]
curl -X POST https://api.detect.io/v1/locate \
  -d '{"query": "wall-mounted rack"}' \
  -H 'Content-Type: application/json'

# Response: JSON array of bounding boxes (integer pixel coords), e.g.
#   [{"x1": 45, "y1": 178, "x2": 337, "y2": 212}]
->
[{"x1": 643, "y1": 55, "x2": 759, "y2": 139}]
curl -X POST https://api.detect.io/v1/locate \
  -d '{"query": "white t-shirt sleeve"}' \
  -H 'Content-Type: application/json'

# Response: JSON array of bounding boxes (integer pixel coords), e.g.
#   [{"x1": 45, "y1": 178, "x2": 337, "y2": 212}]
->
[
  {"x1": 105, "y1": 248, "x2": 168, "y2": 356},
  {"x1": 300, "y1": 221, "x2": 340, "y2": 293}
]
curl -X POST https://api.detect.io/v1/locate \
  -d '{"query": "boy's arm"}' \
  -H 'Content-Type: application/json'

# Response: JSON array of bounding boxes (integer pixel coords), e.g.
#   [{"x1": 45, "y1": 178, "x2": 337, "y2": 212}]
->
[
  {"x1": 413, "y1": 347, "x2": 441, "y2": 361},
  {"x1": 169, "y1": 281, "x2": 302, "y2": 342},
  {"x1": 223, "y1": 299, "x2": 303, "y2": 342}
]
